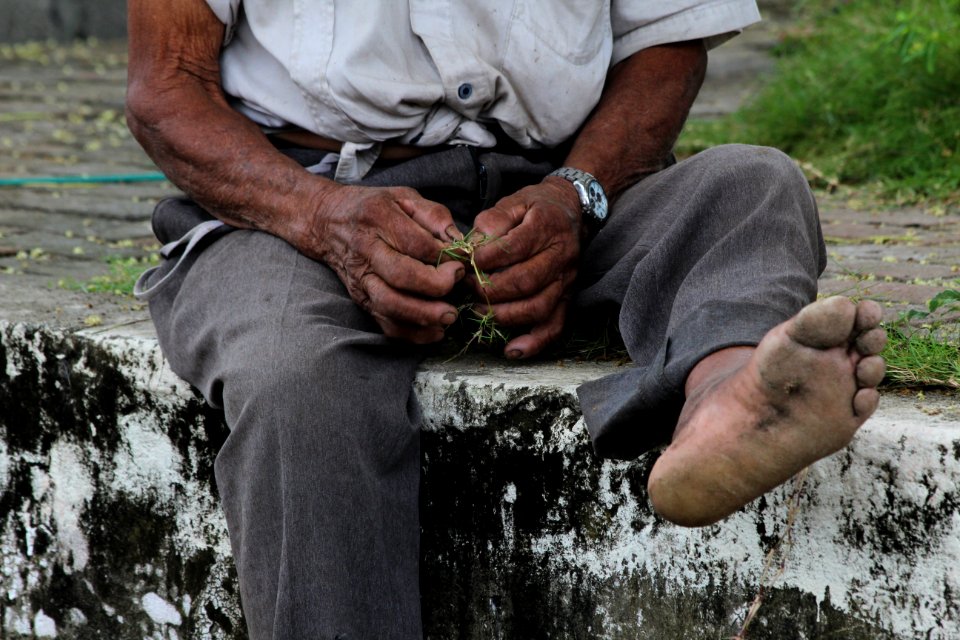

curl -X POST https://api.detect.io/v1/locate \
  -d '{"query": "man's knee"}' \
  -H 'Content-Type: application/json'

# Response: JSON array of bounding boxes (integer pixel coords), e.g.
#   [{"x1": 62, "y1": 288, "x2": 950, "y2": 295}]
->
[
  {"x1": 669, "y1": 144, "x2": 817, "y2": 230},
  {"x1": 696, "y1": 144, "x2": 812, "y2": 201}
]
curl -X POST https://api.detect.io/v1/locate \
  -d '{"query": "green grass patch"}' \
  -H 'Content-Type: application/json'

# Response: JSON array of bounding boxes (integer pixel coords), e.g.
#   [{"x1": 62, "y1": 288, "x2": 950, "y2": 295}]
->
[
  {"x1": 881, "y1": 289, "x2": 960, "y2": 388},
  {"x1": 679, "y1": 0, "x2": 960, "y2": 203},
  {"x1": 59, "y1": 254, "x2": 157, "y2": 297},
  {"x1": 883, "y1": 330, "x2": 960, "y2": 388}
]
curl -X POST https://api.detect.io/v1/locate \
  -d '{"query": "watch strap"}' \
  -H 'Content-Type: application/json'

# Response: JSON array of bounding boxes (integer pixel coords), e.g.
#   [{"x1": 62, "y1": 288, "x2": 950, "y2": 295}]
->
[
  {"x1": 549, "y1": 167, "x2": 598, "y2": 189},
  {"x1": 548, "y1": 167, "x2": 608, "y2": 223}
]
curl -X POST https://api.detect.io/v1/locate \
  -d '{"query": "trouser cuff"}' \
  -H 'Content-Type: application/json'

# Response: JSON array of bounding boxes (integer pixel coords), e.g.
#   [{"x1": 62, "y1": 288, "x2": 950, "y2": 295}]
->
[{"x1": 577, "y1": 300, "x2": 793, "y2": 460}]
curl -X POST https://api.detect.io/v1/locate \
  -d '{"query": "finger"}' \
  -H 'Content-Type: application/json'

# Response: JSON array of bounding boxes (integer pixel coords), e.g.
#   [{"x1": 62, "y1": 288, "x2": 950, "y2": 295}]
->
[
  {"x1": 373, "y1": 314, "x2": 447, "y2": 345},
  {"x1": 502, "y1": 301, "x2": 568, "y2": 359},
  {"x1": 472, "y1": 222, "x2": 542, "y2": 272},
  {"x1": 362, "y1": 274, "x2": 459, "y2": 328},
  {"x1": 473, "y1": 199, "x2": 527, "y2": 240},
  {"x1": 472, "y1": 202, "x2": 561, "y2": 271},
  {"x1": 378, "y1": 217, "x2": 450, "y2": 265},
  {"x1": 473, "y1": 213, "x2": 578, "y2": 274},
  {"x1": 478, "y1": 280, "x2": 565, "y2": 326},
  {"x1": 396, "y1": 194, "x2": 461, "y2": 241},
  {"x1": 470, "y1": 250, "x2": 574, "y2": 304},
  {"x1": 370, "y1": 248, "x2": 464, "y2": 297}
]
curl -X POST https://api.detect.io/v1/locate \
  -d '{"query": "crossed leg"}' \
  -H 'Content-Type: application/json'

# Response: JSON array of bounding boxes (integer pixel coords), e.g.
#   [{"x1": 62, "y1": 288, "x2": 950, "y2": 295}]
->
[{"x1": 647, "y1": 296, "x2": 887, "y2": 526}]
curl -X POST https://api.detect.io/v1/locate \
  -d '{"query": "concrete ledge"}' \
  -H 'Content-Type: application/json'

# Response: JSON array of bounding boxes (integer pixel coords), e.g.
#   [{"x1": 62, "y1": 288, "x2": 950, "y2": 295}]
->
[{"x1": 2, "y1": 321, "x2": 959, "y2": 639}]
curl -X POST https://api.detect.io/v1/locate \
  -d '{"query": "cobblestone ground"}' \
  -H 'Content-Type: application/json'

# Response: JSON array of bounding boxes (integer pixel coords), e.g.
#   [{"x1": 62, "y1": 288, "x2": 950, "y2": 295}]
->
[
  {"x1": 1, "y1": 35, "x2": 958, "y2": 334},
  {"x1": 0, "y1": 39, "x2": 163, "y2": 333}
]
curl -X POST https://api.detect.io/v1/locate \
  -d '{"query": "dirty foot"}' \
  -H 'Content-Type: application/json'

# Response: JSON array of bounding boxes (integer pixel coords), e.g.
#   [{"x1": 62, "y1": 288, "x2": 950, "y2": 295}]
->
[{"x1": 647, "y1": 296, "x2": 887, "y2": 527}]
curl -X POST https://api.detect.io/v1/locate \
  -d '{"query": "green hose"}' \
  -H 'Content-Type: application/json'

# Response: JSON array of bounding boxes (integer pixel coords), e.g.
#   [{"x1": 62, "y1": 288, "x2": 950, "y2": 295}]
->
[{"x1": 0, "y1": 172, "x2": 168, "y2": 186}]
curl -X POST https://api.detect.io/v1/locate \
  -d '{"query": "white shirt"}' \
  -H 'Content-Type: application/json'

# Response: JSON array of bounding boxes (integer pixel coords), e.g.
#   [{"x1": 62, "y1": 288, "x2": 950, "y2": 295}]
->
[{"x1": 205, "y1": 0, "x2": 760, "y2": 181}]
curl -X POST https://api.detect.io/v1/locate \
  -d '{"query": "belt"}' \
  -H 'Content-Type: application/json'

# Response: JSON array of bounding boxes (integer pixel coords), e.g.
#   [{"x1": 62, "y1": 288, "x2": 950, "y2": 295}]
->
[{"x1": 269, "y1": 130, "x2": 440, "y2": 161}]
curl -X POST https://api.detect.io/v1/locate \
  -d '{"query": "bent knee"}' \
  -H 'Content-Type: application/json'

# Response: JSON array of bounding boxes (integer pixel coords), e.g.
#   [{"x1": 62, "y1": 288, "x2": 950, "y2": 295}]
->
[
  {"x1": 697, "y1": 144, "x2": 810, "y2": 194},
  {"x1": 687, "y1": 144, "x2": 817, "y2": 225}
]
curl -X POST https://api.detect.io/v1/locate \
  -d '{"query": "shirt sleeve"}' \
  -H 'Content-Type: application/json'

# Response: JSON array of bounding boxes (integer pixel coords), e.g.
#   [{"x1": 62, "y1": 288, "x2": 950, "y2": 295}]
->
[
  {"x1": 610, "y1": 0, "x2": 761, "y2": 66},
  {"x1": 205, "y1": 0, "x2": 242, "y2": 44}
]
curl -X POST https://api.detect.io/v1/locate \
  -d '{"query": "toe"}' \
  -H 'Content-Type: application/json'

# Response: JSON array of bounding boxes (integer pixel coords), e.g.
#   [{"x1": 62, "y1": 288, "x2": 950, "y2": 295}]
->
[
  {"x1": 853, "y1": 387, "x2": 880, "y2": 418},
  {"x1": 854, "y1": 299, "x2": 883, "y2": 332},
  {"x1": 855, "y1": 328, "x2": 887, "y2": 355},
  {"x1": 856, "y1": 355, "x2": 886, "y2": 387},
  {"x1": 790, "y1": 296, "x2": 856, "y2": 349}
]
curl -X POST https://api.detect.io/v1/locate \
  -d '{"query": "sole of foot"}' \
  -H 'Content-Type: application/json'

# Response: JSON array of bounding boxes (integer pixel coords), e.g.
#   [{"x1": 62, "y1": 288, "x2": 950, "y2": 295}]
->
[{"x1": 647, "y1": 296, "x2": 887, "y2": 527}]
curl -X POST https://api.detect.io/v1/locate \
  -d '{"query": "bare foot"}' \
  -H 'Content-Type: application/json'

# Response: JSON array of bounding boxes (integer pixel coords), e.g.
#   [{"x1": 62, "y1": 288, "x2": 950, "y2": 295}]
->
[{"x1": 647, "y1": 296, "x2": 887, "y2": 527}]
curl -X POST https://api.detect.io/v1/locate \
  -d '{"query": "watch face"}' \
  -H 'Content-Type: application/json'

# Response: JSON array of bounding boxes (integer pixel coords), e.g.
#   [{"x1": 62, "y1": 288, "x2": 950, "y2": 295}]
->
[{"x1": 587, "y1": 180, "x2": 608, "y2": 221}]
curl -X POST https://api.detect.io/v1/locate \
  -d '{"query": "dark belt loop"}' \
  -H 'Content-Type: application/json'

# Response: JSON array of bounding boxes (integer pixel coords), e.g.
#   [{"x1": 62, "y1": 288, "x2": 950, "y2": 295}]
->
[{"x1": 467, "y1": 145, "x2": 489, "y2": 204}]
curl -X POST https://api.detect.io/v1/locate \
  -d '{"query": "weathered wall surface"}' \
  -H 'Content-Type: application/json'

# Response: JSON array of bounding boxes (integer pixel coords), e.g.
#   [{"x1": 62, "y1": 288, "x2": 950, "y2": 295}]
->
[
  {"x1": 1, "y1": 322, "x2": 959, "y2": 639},
  {"x1": 0, "y1": 323, "x2": 240, "y2": 639},
  {"x1": 0, "y1": 0, "x2": 126, "y2": 43}
]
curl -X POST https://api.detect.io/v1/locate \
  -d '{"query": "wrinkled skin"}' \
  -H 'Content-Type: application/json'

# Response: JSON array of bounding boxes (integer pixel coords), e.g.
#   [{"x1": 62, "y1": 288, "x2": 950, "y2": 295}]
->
[
  {"x1": 311, "y1": 185, "x2": 465, "y2": 343},
  {"x1": 125, "y1": 0, "x2": 705, "y2": 353},
  {"x1": 468, "y1": 178, "x2": 582, "y2": 358},
  {"x1": 125, "y1": 0, "x2": 886, "y2": 536}
]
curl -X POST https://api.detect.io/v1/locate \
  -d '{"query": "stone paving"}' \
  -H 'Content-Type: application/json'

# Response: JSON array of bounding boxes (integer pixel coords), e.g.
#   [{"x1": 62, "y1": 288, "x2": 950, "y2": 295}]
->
[{"x1": 1, "y1": 29, "x2": 958, "y2": 334}]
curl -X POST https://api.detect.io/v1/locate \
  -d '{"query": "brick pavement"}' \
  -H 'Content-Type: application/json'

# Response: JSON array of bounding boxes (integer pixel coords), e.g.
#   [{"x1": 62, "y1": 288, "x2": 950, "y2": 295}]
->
[{"x1": 1, "y1": 36, "x2": 958, "y2": 333}]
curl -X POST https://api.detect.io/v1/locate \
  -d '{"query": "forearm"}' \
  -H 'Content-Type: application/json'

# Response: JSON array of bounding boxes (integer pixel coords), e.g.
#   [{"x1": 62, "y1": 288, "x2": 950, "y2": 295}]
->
[
  {"x1": 126, "y1": 79, "x2": 336, "y2": 255},
  {"x1": 125, "y1": 0, "x2": 338, "y2": 255},
  {"x1": 562, "y1": 40, "x2": 707, "y2": 201}
]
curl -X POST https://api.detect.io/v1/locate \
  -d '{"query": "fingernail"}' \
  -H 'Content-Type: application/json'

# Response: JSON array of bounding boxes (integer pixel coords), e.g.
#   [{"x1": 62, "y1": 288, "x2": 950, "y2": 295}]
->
[
  {"x1": 445, "y1": 224, "x2": 462, "y2": 241},
  {"x1": 507, "y1": 349, "x2": 523, "y2": 359},
  {"x1": 441, "y1": 311, "x2": 457, "y2": 326},
  {"x1": 455, "y1": 265, "x2": 466, "y2": 280}
]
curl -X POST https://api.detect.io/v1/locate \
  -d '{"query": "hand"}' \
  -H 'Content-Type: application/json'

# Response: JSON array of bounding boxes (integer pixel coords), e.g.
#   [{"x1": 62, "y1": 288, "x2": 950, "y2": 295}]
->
[
  {"x1": 299, "y1": 184, "x2": 465, "y2": 344},
  {"x1": 470, "y1": 177, "x2": 582, "y2": 358}
]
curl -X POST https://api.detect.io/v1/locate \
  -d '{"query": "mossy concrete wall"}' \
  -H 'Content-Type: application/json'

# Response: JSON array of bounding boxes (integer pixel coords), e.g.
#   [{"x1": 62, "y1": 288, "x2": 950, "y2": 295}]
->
[{"x1": 1, "y1": 321, "x2": 959, "y2": 639}]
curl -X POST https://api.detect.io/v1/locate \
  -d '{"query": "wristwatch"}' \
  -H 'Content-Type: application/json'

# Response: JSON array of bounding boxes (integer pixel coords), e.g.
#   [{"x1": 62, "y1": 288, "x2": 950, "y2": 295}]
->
[{"x1": 548, "y1": 167, "x2": 609, "y2": 225}]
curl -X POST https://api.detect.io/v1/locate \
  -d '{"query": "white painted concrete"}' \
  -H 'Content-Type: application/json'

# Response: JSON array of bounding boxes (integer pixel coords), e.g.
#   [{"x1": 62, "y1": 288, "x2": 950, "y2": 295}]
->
[{"x1": 1, "y1": 323, "x2": 958, "y2": 638}]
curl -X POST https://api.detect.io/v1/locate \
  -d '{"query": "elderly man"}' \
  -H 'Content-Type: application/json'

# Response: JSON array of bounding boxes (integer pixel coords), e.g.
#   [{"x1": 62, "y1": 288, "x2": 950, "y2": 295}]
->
[{"x1": 127, "y1": 0, "x2": 886, "y2": 637}]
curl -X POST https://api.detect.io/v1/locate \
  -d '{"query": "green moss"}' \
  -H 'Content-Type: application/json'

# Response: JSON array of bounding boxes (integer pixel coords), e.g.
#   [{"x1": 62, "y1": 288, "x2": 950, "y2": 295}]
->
[
  {"x1": 0, "y1": 326, "x2": 132, "y2": 454},
  {"x1": 420, "y1": 398, "x2": 609, "y2": 638},
  {"x1": 0, "y1": 326, "x2": 243, "y2": 639}
]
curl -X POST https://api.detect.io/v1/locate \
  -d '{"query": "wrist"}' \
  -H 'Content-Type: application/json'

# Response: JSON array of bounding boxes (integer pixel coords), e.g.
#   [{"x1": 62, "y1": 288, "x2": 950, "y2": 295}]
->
[
  {"x1": 278, "y1": 176, "x2": 346, "y2": 262},
  {"x1": 546, "y1": 167, "x2": 609, "y2": 229},
  {"x1": 543, "y1": 175, "x2": 585, "y2": 222}
]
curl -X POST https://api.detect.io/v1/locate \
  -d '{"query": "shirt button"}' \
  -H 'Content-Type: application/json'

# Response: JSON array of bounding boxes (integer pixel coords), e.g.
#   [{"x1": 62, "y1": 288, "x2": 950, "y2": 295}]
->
[{"x1": 457, "y1": 83, "x2": 473, "y2": 100}]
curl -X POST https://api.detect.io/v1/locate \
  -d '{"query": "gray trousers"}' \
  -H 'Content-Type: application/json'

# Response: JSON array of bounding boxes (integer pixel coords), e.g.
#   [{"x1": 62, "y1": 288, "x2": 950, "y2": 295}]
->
[{"x1": 145, "y1": 144, "x2": 825, "y2": 639}]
